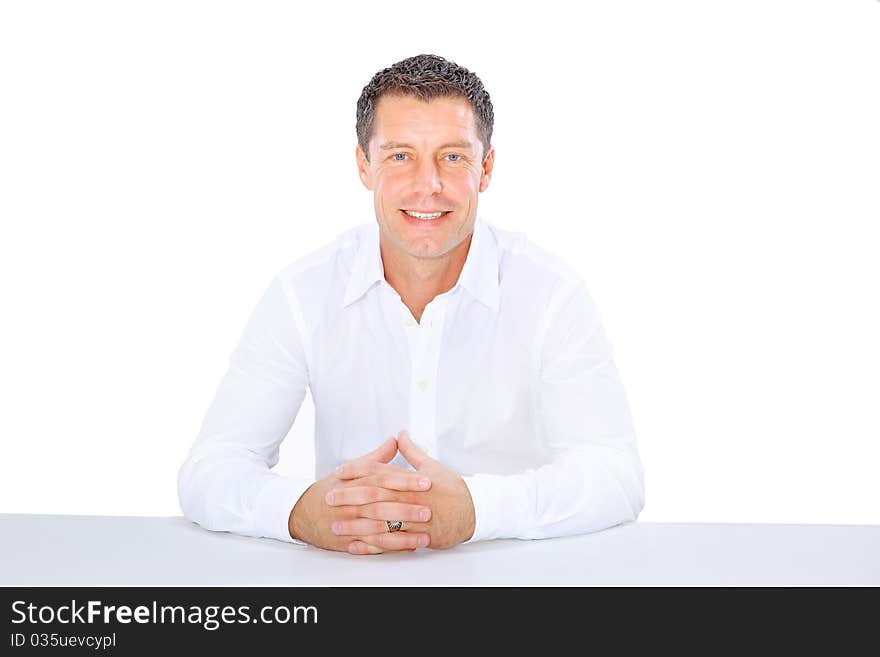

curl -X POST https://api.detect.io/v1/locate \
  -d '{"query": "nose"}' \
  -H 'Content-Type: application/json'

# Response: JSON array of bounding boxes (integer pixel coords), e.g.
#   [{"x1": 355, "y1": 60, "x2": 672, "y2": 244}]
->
[{"x1": 413, "y1": 157, "x2": 442, "y2": 195}]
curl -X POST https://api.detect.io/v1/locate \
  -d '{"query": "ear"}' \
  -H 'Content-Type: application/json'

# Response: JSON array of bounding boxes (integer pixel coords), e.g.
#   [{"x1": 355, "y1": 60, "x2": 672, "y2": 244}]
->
[
  {"x1": 356, "y1": 144, "x2": 373, "y2": 190},
  {"x1": 479, "y1": 146, "x2": 495, "y2": 193}
]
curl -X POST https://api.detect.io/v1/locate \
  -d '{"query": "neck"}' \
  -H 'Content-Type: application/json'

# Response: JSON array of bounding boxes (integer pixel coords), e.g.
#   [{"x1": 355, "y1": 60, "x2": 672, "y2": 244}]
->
[{"x1": 380, "y1": 232, "x2": 473, "y2": 323}]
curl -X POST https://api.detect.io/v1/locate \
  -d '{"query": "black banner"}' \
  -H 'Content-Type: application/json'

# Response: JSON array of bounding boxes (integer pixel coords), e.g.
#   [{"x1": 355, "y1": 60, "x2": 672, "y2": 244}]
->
[{"x1": 0, "y1": 586, "x2": 872, "y2": 652}]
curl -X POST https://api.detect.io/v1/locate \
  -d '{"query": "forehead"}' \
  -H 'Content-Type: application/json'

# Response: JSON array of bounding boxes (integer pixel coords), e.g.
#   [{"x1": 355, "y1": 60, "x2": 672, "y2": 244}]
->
[{"x1": 372, "y1": 94, "x2": 477, "y2": 142}]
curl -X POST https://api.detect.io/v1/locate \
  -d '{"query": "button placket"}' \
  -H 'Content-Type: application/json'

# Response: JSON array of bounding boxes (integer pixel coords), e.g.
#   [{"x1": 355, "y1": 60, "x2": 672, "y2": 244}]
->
[{"x1": 406, "y1": 298, "x2": 447, "y2": 459}]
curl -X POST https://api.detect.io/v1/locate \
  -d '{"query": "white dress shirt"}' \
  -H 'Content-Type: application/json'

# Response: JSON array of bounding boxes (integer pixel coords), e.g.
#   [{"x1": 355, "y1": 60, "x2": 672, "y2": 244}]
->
[{"x1": 178, "y1": 215, "x2": 645, "y2": 546}]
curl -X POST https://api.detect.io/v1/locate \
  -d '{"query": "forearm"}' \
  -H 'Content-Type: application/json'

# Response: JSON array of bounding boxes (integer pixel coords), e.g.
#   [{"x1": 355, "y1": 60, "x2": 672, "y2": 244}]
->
[
  {"x1": 178, "y1": 444, "x2": 313, "y2": 544},
  {"x1": 462, "y1": 442, "x2": 645, "y2": 542},
  {"x1": 178, "y1": 274, "x2": 313, "y2": 544},
  {"x1": 460, "y1": 276, "x2": 647, "y2": 544}
]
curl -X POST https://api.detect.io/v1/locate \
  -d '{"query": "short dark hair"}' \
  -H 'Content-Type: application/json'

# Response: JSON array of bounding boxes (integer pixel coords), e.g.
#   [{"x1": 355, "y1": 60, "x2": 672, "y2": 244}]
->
[{"x1": 356, "y1": 54, "x2": 494, "y2": 163}]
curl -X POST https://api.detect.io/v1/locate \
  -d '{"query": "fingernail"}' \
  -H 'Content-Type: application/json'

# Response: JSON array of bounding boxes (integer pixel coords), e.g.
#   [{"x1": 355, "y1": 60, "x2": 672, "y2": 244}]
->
[
  {"x1": 418, "y1": 535, "x2": 429, "y2": 547},
  {"x1": 418, "y1": 478, "x2": 430, "y2": 489},
  {"x1": 325, "y1": 492, "x2": 334, "y2": 504},
  {"x1": 419, "y1": 508, "x2": 430, "y2": 521},
  {"x1": 331, "y1": 522, "x2": 342, "y2": 534},
  {"x1": 334, "y1": 465, "x2": 344, "y2": 477}
]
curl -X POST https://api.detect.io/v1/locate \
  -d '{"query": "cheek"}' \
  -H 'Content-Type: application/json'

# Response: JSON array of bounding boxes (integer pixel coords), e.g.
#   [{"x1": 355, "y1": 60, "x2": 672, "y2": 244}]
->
[
  {"x1": 452, "y1": 178, "x2": 481, "y2": 200},
  {"x1": 374, "y1": 175, "x2": 405, "y2": 200},
  {"x1": 457, "y1": 167, "x2": 483, "y2": 189}
]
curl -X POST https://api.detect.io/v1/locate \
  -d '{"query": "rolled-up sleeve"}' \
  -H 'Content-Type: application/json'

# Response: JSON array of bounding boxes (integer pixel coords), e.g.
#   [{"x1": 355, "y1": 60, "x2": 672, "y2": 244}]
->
[
  {"x1": 463, "y1": 279, "x2": 645, "y2": 542},
  {"x1": 177, "y1": 275, "x2": 313, "y2": 545}
]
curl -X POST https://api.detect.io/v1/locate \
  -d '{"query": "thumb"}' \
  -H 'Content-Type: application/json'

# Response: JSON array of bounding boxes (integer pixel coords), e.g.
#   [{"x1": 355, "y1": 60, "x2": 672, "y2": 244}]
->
[
  {"x1": 364, "y1": 436, "x2": 399, "y2": 464},
  {"x1": 396, "y1": 430, "x2": 427, "y2": 469}
]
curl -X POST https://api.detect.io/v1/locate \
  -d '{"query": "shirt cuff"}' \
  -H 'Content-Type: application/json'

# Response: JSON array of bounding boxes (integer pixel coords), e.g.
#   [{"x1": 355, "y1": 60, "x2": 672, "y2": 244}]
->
[
  {"x1": 253, "y1": 475, "x2": 314, "y2": 546},
  {"x1": 461, "y1": 473, "x2": 531, "y2": 543}
]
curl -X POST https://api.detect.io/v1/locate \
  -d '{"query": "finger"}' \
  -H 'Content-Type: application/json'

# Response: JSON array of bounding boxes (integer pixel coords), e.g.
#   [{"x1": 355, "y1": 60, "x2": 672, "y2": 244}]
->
[
  {"x1": 335, "y1": 459, "x2": 415, "y2": 481},
  {"x1": 332, "y1": 518, "x2": 391, "y2": 535},
  {"x1": 335, "y1": 437, "x2": 398, "y2": 482},
  {"x1": 337, "y1": 473, "x2": 430, "y2": 492},
  {"x1": 396, "y1": 430, "x2": 429, "y2": 470},
  {"x1": 369, "y1": 471, "x2": 431, "y2": 491},
  {"x1": 362, "y1": 436, "x2": 399, "y2": 464},
  {"x1": 326, "y1": 486, "x2": 395, "y2": 506},
  {"x1": 355, "y1": 531, "x2": 431, "y2": 551},
  {"x1": 332, "y1": 519, "x2": 432, "y2": 536},
  {"x1": 347, "y1": 541, "x2": 388, "y2": 555},
  {"x1": 333, "y1": 471, "x2": 431, "y2": 494},
  {"x1": 357, "y1": 502, "x2": 432, "y2": 523}
]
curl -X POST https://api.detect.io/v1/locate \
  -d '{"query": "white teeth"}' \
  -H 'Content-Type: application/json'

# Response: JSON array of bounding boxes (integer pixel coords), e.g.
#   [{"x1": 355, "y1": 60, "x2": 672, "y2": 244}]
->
[{"x1": 404, "y1": 210, "x2": 446, "y2": 220}]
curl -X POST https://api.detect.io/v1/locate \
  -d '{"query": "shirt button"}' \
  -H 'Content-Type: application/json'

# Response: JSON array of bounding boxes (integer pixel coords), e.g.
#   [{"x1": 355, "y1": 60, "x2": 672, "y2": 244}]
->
[
  {"x1": 417, "y1": 379, "x2": 428, "y2": 391},
  {"x1": 404, "y1": 318, "x2": 416, "y2": 327}
]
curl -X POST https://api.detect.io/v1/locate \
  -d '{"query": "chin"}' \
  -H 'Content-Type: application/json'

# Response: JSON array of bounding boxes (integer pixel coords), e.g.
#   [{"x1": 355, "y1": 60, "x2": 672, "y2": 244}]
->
[{"x1": 405, "y1": 241, "x2": 447, "y2": 259}]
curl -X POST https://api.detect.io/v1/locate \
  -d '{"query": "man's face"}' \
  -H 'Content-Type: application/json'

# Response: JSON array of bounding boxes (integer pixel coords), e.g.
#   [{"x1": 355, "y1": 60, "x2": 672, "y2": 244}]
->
[{"x1": 356, "y1": 94, "x2": 494, "y2": 261}]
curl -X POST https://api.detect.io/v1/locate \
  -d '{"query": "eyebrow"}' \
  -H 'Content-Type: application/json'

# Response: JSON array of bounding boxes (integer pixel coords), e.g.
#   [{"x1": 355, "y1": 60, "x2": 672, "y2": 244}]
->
[{"x1": 379, "y1": 140, "x2": 474, "y2": 151}]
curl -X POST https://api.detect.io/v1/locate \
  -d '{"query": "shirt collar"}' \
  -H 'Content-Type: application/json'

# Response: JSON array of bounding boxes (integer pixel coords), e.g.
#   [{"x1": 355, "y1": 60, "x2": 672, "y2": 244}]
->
[
  {"x1": 342, "y1": 215, "x2": 500, "y2": 312},
  {"x1": 342, "y1": 221, "x2": 384, "y2": 308},
  {"x1": 456, "y1": 215, "x2": 501, "y2": 311}
]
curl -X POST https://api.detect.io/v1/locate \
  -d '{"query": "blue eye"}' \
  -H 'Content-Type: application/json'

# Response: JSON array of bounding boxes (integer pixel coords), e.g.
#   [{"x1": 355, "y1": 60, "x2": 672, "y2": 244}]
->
[
  {"x1": 446, "y1": 154, "x2": 461, "y2": 162},
  {"x1": 392, "y1": 153, "x2": 407, "y2": 161}
]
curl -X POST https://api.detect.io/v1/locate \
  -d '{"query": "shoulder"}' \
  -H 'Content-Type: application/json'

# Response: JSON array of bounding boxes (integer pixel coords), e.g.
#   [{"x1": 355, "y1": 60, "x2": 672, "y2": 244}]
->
[
  {"x1": 266, "y1": 223, "x2": 373, "y2": 312},
  {"x1": 274, "y1": 223, "x2": 369, "y2": 286},
  {"x1": 485, "y1": 219, "x2": 587, "y2": 303}
]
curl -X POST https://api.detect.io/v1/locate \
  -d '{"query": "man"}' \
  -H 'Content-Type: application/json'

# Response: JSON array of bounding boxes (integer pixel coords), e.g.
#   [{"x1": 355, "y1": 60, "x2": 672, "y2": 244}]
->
[{"x1": 178, "y1": 54, "x2": 645, "y2": 555}]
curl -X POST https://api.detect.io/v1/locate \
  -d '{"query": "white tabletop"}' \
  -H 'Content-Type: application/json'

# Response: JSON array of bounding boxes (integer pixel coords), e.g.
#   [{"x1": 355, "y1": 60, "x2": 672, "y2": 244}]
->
[{"x1": 2, "y1": 514, "x2": 878, "y2": 586}]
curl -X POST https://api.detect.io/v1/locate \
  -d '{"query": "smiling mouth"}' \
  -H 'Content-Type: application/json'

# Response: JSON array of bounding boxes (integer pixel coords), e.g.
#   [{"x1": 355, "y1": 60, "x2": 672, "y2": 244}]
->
[{"x1": 401, "y1": 209, "x2": 452, "y2": 221}]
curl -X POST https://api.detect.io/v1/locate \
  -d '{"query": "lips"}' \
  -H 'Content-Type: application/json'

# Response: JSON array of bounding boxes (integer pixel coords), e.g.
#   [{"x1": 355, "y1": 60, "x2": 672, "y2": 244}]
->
[
  {"x1": 402, "y1": 209, "x2": 451, "y2": 216},
  {"x1": 399, "y1": 209, "x2": 451, "y2": 225}
]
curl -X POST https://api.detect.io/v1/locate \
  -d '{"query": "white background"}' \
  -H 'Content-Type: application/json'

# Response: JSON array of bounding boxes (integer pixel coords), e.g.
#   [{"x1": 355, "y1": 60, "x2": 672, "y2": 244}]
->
[{"x1": 1, "y1": 1, "x2": 878, "y2": 525}]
